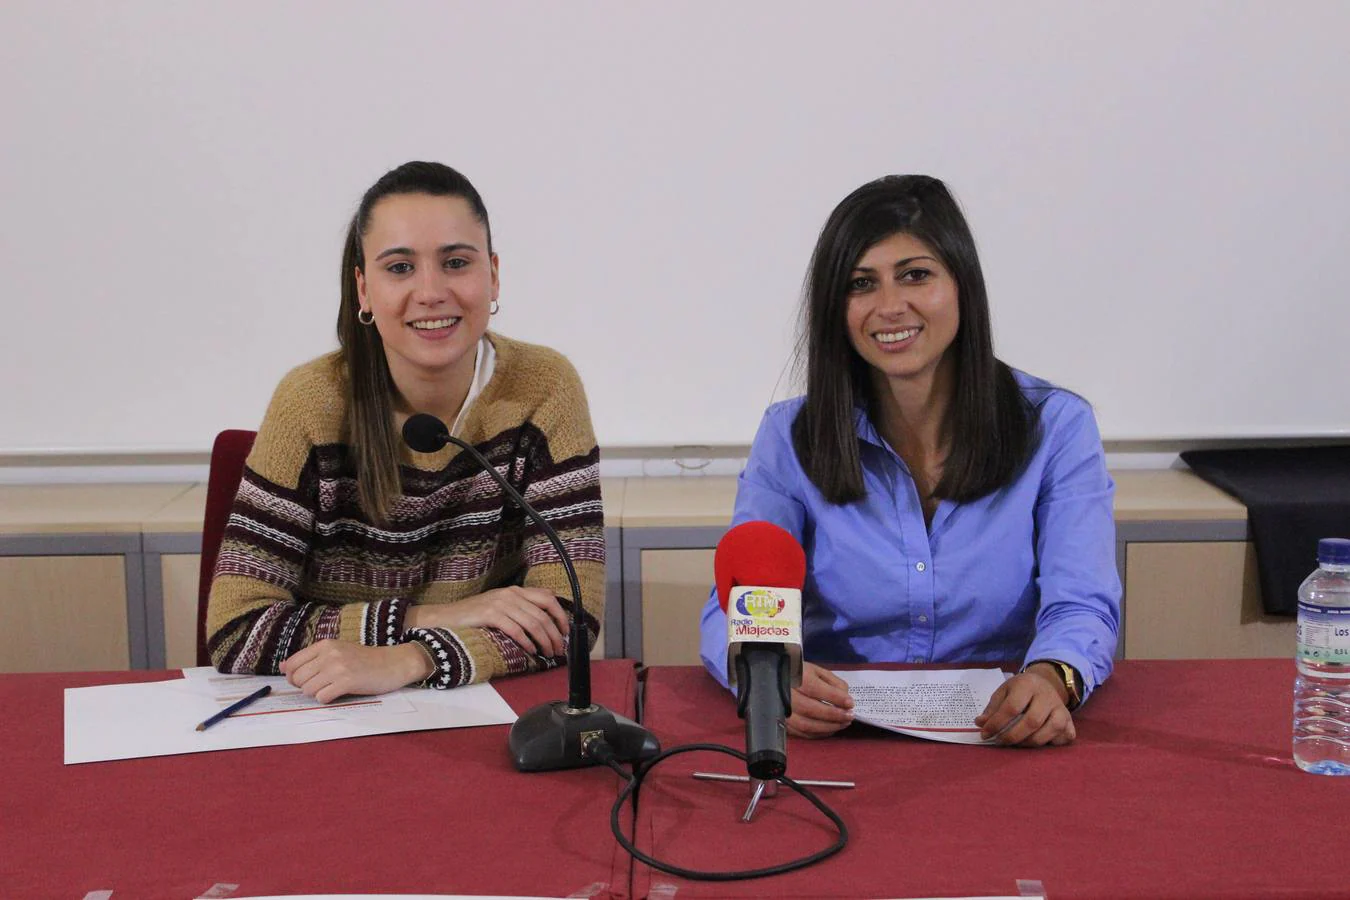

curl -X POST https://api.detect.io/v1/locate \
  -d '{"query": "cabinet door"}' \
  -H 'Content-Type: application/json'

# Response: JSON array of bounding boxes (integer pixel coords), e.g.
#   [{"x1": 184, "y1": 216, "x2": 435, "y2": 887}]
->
[
  {"x1": 0, "y1": 556, "x2": 129, "y2": 672},
  {"x1": 1125, "y1": 541, "x2": 1294, "y2": 659},
  {"x1": 641, "y1": 549, "x2": 715, "y2": 666},
  {"x1": 161, "y1": 554, "x2": 202, "y2": 670}
]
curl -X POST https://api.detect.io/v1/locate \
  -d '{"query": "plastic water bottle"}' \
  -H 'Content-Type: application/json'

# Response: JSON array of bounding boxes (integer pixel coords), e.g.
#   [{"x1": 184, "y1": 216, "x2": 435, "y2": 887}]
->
[{"x1": 1293, "y1": 537, "x2": 1350, "y2": 775}]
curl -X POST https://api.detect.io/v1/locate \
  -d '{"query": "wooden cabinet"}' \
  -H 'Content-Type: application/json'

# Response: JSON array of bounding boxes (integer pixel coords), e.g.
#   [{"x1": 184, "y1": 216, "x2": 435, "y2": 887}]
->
[
  {"x1": 0, "y1": 479, "x2": 627, "y2": 672},
  {"x1": 157, "y1": 553, "x2": 203, "y2": 670},
  {"x1": 639, "y1": 549, "x2": 716, "y2": 666},
  {"x1": 0, "y1": 484, "x2": 194, "y2": 672},
  {"x1": 620, "y1": 477, "x2": 733, "y2": 664},
  {"x1": 1111, "y1": 470, "x2": 1271, "y2": 658},
  {"x1": 139, "y1": 483, "x2": 207, "y2": 669},
  {"x1": 0, "y1": 555, "x2": 130, "y2": 672},
  {"x1": 1124, "y1": 541, "x2": 1293, "y2": 659},
  {"x1": 0, "y1": 470, "x2": 1289, "y2": 671},
  {"x1": 616, "y1": 471, "x2": 1276, "y2": 663}
]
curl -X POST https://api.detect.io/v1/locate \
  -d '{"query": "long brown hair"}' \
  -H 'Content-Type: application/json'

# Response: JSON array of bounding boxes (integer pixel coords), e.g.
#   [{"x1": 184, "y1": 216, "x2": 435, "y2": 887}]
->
[
  {"x1": 336, "y1": 161, "x2": 493, "y2": 522},
  {"x1": 792, "y1": 175, "x2": 1035, "y2": 504}
]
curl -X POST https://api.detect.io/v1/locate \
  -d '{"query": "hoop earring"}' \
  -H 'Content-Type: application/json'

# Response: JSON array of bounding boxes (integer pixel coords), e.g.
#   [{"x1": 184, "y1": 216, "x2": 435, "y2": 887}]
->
[
  {"x1": 357, "y1": 308, "x2": 375, "y2": 325},
  {"x1": 490, "y1": 299, "x2": 500, "y2": 316}
]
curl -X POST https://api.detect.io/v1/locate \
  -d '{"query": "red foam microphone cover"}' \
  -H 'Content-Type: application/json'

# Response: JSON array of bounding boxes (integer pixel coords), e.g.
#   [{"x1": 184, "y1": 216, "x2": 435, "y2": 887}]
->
[{"x1": 714, "y1": 521, "x2": 807, "y2": 612}]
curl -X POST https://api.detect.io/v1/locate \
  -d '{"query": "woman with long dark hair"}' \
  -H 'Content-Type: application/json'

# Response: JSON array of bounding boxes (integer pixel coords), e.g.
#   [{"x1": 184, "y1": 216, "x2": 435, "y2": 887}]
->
[
  {"x1": 207, "y1": 161, "x2": 604, "y2": 700},
  {"x1": 700, "y1": 175, "x2": 1120, "y2": 747}
]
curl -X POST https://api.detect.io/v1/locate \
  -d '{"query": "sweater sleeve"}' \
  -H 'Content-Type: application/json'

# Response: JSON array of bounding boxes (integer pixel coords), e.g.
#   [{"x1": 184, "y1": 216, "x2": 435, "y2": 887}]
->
[
  {"x1": 407, "y1": 352, "x2": 605, "y2": 688},
  {"x1": 205, "y1": 365, "x2": 412, "y2": 673}
]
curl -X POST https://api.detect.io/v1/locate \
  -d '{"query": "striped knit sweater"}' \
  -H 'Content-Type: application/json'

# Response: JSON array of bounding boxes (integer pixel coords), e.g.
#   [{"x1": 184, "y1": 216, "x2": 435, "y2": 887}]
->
[{"x1": 206, "y1": 333, "x2": 604, "y2": 688}]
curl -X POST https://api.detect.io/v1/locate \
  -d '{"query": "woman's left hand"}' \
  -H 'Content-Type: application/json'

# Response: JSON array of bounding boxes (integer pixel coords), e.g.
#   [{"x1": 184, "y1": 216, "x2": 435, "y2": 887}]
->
[
  {"x1": 280, "y1": 640, "x2": 431, "y2": 703},
  {"x1": 974, "y1": 664, "x2": 1076, "y2": 747}
]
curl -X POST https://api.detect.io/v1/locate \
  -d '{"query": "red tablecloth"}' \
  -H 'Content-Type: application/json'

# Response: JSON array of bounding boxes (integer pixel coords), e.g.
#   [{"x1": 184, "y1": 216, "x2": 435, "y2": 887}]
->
[
  {"x1": 0, "y1": 661, "x2": 641, "y2": 900},
  {"x1": 631, "y1": 660, "x2": 1349, "y2": 900}
]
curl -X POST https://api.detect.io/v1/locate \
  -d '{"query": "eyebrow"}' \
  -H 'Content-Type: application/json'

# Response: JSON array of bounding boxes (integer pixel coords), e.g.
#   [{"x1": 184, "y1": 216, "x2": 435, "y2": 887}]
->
[
  {"x1": 374, "y1": 242, "x2": 481, "y2": 261},
  {"x1": 851, "y1": 255, "x2": 936, "y2": 273}
]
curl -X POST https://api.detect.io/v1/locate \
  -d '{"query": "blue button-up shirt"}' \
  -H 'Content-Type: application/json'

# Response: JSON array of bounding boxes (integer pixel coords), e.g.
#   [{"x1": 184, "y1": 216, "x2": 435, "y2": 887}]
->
[{"x1": 699, "y1": 371, "x2": 1121, "y2": 701}]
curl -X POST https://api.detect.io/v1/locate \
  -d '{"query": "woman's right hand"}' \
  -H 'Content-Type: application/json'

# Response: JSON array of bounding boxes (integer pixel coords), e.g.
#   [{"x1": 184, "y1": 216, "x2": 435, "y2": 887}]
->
[
  {"x1": 405, "y1": 587, "x2": 570, "y2": 658},
  {"x1": 786, "y1": 662, "x2": 855, "y2": 739}
]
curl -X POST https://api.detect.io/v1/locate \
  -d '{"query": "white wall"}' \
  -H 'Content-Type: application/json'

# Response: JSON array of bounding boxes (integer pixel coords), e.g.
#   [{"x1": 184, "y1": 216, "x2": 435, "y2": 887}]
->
[{"x1": 3, "y1": 0, "x2": 1347, "y2": 453}]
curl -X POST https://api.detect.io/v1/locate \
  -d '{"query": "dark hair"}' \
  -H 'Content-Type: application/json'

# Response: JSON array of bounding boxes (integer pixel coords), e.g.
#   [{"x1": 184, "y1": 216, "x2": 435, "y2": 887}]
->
[
  {"x1": 791, "y1": 174, "x2": 1035, "y2": 504},
  {"x1": 336, "y1": 161, "x2": 493, "y2": 522}
]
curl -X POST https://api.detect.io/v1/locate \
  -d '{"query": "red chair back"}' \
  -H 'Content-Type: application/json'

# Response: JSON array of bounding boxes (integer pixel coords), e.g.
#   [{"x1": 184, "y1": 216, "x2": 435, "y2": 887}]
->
[{"x1": 196, "y1": 429, "x2": 257, "y2": 666}]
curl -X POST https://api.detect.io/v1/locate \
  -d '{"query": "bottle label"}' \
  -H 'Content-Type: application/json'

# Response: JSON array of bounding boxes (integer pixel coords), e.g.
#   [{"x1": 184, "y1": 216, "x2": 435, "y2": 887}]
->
[{"x1": 1297, "y1": 601, "x2": 1350, "y2": 663}]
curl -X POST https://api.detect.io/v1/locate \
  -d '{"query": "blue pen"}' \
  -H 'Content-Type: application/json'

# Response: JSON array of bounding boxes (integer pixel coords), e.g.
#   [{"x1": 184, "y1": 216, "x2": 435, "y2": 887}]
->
[{"x1": 195, "y1": 684, "x2": 272, "y2": 731}]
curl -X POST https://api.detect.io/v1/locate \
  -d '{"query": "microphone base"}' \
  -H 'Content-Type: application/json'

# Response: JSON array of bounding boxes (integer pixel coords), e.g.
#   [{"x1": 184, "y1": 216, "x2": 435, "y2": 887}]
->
[{"x1": 509, "y1": 700, "x2": 661, "y2": 772}]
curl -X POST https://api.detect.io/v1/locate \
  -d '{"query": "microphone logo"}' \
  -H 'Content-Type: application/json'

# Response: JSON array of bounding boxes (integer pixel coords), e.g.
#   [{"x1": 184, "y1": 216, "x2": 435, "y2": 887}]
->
[
  {"x1": 727, "y1": 586, "x2": 803, "y2": 643},
  {"x1": 735, "y1": 589, "x2": 787, "y2": 618}
]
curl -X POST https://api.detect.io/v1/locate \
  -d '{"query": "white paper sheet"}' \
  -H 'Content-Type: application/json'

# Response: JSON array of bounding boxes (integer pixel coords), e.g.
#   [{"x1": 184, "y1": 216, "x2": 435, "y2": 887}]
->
[
  {"x1": 64, "y1": 674, "x2": 517, "y2": 764},
  {"x1": 172, "y1": 668, "x2": 416, "y2": 727},
  {"x1": 835, "y1": 668, "x2": 1011, "y2": 745}
]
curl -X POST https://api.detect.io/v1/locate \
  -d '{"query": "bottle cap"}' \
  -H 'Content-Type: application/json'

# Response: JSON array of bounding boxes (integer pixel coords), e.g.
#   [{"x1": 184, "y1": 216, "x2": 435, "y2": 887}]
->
[{"x1": 1317, "y1": 538, "x2": 1350, "y2": 565}]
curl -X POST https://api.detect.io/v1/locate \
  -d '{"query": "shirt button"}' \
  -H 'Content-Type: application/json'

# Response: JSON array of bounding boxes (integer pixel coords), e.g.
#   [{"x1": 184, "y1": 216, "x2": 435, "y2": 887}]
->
[
  {"x1": 915, "y1": 561, "x2": 927, "y2": 572},
  {"x1": 918, "y1": 614, "x2": 928, "y2": 623}
]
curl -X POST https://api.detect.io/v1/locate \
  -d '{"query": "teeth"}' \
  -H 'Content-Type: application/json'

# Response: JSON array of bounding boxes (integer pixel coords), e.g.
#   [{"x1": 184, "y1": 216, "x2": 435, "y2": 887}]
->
[
  {"x1": 410, "y1": 317, "x2": 460, "y2": 330},
  {"x1": 875, "y1": 328, "x2": 919, "y2": 343}
]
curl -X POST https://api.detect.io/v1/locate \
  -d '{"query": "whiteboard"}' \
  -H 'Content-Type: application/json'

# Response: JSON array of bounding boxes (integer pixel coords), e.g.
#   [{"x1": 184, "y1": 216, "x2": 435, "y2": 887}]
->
[{"x1": 3, "y1": 0, "x2": 1347, "y2": 453}]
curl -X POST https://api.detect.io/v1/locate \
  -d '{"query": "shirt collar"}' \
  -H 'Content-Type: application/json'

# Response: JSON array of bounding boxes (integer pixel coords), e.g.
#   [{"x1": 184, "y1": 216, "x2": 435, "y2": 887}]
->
[{"x1": 853, "y1": 405, "x2": 889, "y2": 449}]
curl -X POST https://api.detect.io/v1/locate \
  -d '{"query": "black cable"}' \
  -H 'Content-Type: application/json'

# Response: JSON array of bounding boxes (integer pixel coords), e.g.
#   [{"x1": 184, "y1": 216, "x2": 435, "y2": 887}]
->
[{"x1": 588, "y1": 739, "x2": 848, "y2": 881}]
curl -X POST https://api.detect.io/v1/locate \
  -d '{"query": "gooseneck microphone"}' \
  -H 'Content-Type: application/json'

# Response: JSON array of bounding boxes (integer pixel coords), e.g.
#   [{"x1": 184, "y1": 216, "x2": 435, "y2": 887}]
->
[
  {"x1": 713, "y1": 521, "x2": 807, "y2": 781},
  {"x1": 402, "y1": 413, "x2": 658, "y2": 772}
]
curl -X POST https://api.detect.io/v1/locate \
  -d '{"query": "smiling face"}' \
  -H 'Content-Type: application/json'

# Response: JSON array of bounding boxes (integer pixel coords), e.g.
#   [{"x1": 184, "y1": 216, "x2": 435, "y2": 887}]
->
[
  {"x1": 844, "y1": 231, "x2": 959, "y2": 387},
  {"x1": 354, "y1": 192, "x2": 498, "y2": 389}
]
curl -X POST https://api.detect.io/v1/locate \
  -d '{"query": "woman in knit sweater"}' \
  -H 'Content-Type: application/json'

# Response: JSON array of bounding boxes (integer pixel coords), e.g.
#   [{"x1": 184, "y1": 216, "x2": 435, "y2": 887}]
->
[{"x1": 206, "y1": 161, "x2": 604, "y2": 702}]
